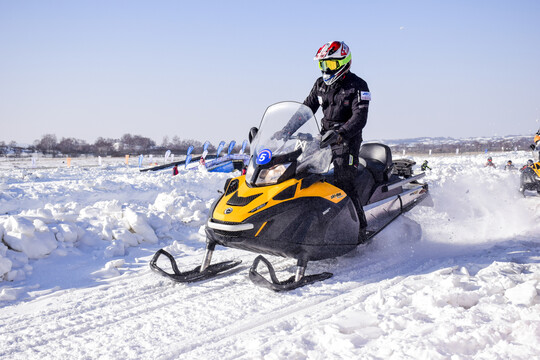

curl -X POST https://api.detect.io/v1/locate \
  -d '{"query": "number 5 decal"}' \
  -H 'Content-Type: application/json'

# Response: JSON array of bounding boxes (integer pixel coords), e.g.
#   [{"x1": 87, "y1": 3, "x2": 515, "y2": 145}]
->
[{"x1": 257, "y1": 149, "x2": 272, "y2": 165}]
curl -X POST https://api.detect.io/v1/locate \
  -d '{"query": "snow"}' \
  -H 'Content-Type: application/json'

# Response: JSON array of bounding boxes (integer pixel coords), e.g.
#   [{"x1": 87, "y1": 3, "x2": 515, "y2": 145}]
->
[{"x1": 0, "y1": 153, "x2": 539, "y2": 359}]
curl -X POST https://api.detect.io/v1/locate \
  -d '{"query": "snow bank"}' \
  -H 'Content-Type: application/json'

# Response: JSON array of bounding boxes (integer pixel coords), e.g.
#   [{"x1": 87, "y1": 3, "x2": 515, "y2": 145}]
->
[
  {"x1": 0, "y1": 161, "x2": 233, "y2": 284},
  {"x1": 2, "y1": 216, "x2": 58, "y2": 258},
  {"x1": 296, "y1": 260, "x2": 540, "y2": 359}
]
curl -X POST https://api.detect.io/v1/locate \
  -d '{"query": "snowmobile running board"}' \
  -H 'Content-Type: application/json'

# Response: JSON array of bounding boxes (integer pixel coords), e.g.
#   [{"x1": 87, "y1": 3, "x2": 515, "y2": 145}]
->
[
  {"x1": 150, "y1": 248, "x2": 242, "y2": 283},
  {"x1": 249, "y1": 255, "x2": 333, "y2": 292}
]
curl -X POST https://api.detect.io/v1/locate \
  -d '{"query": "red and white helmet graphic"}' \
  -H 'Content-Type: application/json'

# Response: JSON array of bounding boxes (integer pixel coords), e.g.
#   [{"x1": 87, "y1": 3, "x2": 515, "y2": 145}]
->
[
  {"x1": 314, "y1": 41, "x2": 352, "y2": 85},
  {"x1": 314, "y1": 41, "x2": 350, "y2": 60}
]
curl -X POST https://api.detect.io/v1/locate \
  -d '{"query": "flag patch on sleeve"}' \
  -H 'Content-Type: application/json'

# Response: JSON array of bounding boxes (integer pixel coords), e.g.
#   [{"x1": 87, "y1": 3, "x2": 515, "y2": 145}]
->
[{"x1": 360, "y1": 91, "x2": 371, "y2": 101}]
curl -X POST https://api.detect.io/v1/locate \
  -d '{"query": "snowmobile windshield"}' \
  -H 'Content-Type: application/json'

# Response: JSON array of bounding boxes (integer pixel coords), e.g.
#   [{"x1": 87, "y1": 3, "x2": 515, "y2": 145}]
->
[{"x1": 246, "y1": 102, "x2": 332, "y2": 186}]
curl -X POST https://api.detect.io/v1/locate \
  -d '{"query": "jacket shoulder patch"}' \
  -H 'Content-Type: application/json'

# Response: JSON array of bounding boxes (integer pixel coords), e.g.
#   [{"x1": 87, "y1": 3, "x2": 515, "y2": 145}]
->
[{"x1": 360, "y1": 91, "x2": 371, "y2": 101}]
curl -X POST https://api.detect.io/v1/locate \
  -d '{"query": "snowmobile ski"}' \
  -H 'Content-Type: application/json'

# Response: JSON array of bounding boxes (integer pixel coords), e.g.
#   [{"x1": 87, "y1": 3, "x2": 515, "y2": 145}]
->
[
  {"x1": 248, "y1": 255, "x2": 333, "y2": 292},
  {"x1": 150, "y1": 248, "x2": 241, "y2": 283}
]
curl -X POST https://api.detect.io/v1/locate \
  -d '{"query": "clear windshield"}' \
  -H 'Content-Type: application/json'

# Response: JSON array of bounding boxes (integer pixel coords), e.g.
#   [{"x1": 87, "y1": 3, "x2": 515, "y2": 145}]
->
[{"x1": 246, "y1": 102, "x2": 332, "y2": 185}]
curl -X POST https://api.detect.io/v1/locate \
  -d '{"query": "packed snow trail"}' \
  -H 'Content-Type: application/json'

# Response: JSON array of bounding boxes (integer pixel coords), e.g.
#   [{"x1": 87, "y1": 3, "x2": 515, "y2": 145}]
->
[
  {"x1": 1, "y1": 234, "x2": 539, "y2": 359},
  {"x1": 1, "y1": 153, "x2": 540, "y2": 359}
]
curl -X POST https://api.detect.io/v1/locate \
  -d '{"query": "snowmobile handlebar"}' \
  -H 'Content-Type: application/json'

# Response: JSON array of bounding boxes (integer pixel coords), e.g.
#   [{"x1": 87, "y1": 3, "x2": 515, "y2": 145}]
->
[
  {"x1": 290, "y1": 132, "x2": 313, "y2": 142},
  {"x1": 319, "y1": 130, "x2": 340, "y2": 148}
]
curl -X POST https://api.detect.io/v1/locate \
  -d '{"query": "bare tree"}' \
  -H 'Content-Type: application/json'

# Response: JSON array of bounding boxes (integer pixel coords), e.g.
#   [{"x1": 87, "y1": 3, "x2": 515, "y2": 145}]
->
[
  {"x1": 93, "y1": 137, "x2": 116, "y2": 155},
  {"x1": 161, "y1": 136, "x2": 169, "y2": 148},
  {"x1": 36, "y1": 134, "x2": 58, "y2": 156},
  {"x1": 57, "y1": 137, "x2": 90, "y2": 156},
  {"x1": 119, "y1": 133, "x2": 156, "y2": 153}
]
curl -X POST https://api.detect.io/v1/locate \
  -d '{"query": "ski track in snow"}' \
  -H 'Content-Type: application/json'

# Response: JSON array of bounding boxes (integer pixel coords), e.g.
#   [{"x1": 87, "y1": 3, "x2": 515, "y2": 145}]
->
[{"x1": 1, "y1": 153, "x2": 540, "y2": 359}]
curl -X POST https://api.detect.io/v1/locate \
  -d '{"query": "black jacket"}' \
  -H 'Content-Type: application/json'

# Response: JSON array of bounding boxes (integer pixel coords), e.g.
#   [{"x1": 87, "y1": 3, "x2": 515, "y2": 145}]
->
[{"x1": 303, "y1": 72, "x2": 370, "y2": 142}]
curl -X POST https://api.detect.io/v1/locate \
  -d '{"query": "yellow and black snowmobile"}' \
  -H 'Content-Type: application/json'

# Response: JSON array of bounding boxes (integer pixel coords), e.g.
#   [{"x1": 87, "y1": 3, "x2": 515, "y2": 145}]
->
[
  {"x1": 520, "y1": 130, "x2": 540, "y2": 196},
  {"x1": 520, "y1": 160, "x2": 540, "y2": 196},
  {"x1": 151, "y1": 102, "x2": 429, "y2": 291}
]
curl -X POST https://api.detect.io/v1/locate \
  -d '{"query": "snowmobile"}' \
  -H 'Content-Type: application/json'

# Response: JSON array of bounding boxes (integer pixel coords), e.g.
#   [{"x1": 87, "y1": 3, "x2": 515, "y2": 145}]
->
[
  {"x1": 150, "y1": 101, "x2": 429, "y2": 291},
  {"x1": 519, "y1": 161, "x2": 540, "y2": 196}
]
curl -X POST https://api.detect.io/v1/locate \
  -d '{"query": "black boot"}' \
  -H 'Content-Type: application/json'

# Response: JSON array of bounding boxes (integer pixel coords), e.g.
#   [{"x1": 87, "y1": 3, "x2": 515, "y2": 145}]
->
[
  {"x1": 358, "y1": 227, "x2": 368, "y2": 244},
  {"x1": 356, "y1": 206, "x2": 368, "y2": 244}
]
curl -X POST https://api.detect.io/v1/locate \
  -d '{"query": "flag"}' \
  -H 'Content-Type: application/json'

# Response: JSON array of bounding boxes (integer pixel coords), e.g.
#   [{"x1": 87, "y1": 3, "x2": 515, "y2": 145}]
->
[
  {"x1": 227, "y1": 141, "x2": 236, "y2": 155},
  {"x1": 216, "y1": 141, "x2": 226, "y2": 157},
  {"x1": 185, "y1": 154, "x2": 192, "y2": 169},
  {"x1": 240, "y1": 140, "x2": 248, "y2": 154}
]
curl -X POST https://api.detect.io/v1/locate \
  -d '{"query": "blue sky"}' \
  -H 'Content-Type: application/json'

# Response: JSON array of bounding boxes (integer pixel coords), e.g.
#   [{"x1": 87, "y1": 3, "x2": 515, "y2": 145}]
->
[{"x1": 1, "y1": 0, "x2": 539, "y2": 146}]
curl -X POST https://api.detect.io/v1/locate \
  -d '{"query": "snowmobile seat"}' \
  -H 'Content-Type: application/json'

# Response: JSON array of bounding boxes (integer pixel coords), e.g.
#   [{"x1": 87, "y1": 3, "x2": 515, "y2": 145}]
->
[
  {"x1": 358, "y1": 143, "x2": 393, "y2": 183},
  {"x1": 354, "y1": 158, "x2": 376, "y2": 206}
]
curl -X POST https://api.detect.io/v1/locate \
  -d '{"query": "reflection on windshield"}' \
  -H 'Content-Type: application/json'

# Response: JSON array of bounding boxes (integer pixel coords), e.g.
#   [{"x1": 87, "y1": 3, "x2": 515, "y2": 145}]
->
[{"x1": 249, "y1": 102, "x2": 332, "y2": 179}]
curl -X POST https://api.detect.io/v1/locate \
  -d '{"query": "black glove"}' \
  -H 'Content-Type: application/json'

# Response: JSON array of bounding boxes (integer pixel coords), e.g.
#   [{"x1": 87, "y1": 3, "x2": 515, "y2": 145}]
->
[
  {"x1": 296, "y1": 132, "x2": 313, "y2": 142},
  {"x1": 272, "y1": 129, "x2": 290, "y2": 141},
  {"x1": 530, "y1": 144, "x2": 536, "y2": 150},
  {"x1": 320, "y1": 130, "x2": 343, "y2": 148}
]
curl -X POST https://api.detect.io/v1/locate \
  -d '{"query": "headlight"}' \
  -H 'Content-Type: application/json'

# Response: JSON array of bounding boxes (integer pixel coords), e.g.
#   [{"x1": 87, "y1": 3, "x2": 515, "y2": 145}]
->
[
  {"x1": 256, "y1": 163, "x2": 291, "y2": 186},
  {"x1": 245, "y1": 161, "x2": 255, "y2": 180}
]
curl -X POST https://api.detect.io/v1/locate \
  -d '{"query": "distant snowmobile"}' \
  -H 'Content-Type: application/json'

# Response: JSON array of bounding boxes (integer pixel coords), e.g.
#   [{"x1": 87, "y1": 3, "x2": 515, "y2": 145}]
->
[
  {"x1": 519, "y1": 160, "x2": 540, "y2": 196},
  {"x1": 150, "y1": 102, "x2": 429, "y2": 291}
]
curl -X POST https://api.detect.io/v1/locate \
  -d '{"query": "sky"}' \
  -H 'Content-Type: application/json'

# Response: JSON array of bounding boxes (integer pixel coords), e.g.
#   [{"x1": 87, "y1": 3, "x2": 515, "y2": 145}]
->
[{"x1": 1, "y1": 0, "x2": 540, "y2": 147}]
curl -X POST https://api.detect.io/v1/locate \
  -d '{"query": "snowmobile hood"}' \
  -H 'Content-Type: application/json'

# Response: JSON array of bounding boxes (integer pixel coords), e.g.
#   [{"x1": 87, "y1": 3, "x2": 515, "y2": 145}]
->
[
  {"x1": 212, "y1": 175, "x2": 346, "y2": 224},
  {"x1": 531, "y1": 162, "x2": 540, "y2": 177}
]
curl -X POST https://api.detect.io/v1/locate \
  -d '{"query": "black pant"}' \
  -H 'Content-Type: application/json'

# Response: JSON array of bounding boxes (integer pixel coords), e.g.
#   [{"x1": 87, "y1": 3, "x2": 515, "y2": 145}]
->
[{"x1": 332, "y1": 142, "x2": 367, "y2": 230}]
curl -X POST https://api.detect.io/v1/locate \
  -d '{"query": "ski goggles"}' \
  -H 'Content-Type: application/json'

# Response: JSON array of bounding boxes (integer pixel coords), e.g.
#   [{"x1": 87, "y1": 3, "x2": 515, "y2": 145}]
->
[
  {"x1": 318, "y1": 59, "x2": 340, "y2": 71},
  {"x1": 318, "y1": 54, "x2": 351, "y2": 71}
]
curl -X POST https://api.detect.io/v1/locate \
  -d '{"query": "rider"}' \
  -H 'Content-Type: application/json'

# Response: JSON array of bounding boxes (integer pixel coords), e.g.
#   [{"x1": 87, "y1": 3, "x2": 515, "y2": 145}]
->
[
  {"x1": 520, "y1": 159, "x2": 535, "y2": 172},
  {"x1": 421, "y1": 160, "x2": 431, "y2": 171},
  {"x1": 275, "y1": 41, "x2": 370, "y2": 242},
  {"x1": 504, "y1": 160, "x2": 515, "y2": 171},
  {"x1": 485, "y1": 157, "x2": 496, "y2": 168}
]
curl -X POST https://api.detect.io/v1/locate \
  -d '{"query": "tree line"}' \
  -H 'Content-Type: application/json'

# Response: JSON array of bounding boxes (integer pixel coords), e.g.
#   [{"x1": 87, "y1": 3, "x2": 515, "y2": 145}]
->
[
  {"x1": 0, "y1": 133, "x2": 535, "y2": 158},
  {"x1": 389, "y1": 136, "x2": 535, "y2": 155},
  {"x1": 0, "y1": 134, "x2": 236, "y2": 157}
]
